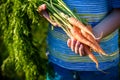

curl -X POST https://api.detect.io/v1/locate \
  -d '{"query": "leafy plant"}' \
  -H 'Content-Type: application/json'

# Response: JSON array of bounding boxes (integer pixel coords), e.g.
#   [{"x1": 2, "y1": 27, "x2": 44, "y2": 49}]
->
[{"x1": 0, "y1": 0, "x2": 48, "y2": 80}]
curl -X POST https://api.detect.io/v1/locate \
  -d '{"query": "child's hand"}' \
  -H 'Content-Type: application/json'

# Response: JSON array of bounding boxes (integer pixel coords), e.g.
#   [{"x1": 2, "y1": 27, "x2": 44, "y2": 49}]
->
[
  {"x1": 38, "y1": 4, "x2": 58, "y2": 26},
  {"x1": 67, "y1": 38, "x2": 87, "y2": 56}
]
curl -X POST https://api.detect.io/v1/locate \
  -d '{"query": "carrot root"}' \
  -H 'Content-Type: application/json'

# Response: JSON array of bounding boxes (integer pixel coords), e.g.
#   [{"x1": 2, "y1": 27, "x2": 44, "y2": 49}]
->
[
  {"x1": 84, "y1": 45, "x2": 108, "y2": 73},
  {"x1": 84, "y1": 45, "x2": 98, "y2": 68}
]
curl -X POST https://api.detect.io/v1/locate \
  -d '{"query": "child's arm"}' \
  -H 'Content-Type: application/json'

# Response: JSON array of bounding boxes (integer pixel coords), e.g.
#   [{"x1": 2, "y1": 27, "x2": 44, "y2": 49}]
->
[{"x1": 93, "y1": 8, "x2": 120, "y2": 39}]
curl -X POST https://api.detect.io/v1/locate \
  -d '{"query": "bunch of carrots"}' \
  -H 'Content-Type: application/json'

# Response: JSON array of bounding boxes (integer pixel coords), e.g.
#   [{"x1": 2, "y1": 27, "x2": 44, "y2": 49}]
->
[{"x1": 38, "y1": 0, "x2": 108, "y2": 71}]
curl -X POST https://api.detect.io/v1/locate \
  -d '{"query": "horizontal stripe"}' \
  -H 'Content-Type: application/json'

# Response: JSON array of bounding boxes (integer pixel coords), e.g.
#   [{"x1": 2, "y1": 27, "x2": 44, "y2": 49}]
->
[
  {"x1": 63, "y1": 0, "x2": 119, "y2": 23},
  {"x1": 48, "y1": 46, "x2": 119, "y2": 62},
  {"x1": 78, "y1": 13, "x2": 106, "y2": 18},
  {"x1": 101, "y1": 30, "x2": 118, "y2": 42},
  {"x1": 47, "y1": 27, "x2": 118, "y2": 55},
  {"x1": 48, "y1": 55, "x2": 119, "y2": 70},
  {"x1": 78, "y1": 13, "x2": 107, "y2": 22},
  {"x1": 64, "y1": 0, "x2": 111, "y2": 13},
  {"x1": 48, "y1": 28, "x2": 118, "y2": 42},
  {"x1": 48, "y1": 28, "x2": 69, "y2": 41}
]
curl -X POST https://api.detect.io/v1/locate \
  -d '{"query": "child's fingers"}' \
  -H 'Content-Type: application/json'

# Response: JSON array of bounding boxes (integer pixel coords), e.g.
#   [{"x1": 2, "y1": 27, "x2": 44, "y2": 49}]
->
[
  {"x1": 71, "y1": 38, "x2": 77, "y2": 51},
  {"x1": 75, "y1": 41, "x2": 81, "y2": 54},
  {"x1": 79, "y1": 44, "x2": 84, "y2": 56},
  {"x1": 67, "y1": 38, "x2": 86, "y2": 56},
  {"x1": 67, "y1": 39, "x2": 71, "y2": 47}
]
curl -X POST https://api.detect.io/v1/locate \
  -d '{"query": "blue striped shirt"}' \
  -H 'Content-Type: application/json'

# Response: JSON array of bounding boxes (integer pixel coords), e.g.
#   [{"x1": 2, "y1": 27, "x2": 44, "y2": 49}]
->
[{"x1": 47, "y1": 0, "x2": 120, "y2": 71}]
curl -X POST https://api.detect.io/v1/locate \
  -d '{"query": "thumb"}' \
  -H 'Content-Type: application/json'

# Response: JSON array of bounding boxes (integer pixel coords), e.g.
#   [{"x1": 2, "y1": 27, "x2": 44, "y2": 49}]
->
[
  {"x1": 38, "y1": 4, "x2": 58, "y2": 27},
  {"x1": 67, "y1": 39, "x2": 71, "y2": 47},
  {"x1": 37, "y1": 4, "x2": 47, "y2": 13}
]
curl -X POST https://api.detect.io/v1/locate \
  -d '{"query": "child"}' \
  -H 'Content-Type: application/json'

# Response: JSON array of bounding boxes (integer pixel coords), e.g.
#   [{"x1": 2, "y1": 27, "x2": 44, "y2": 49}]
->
[{"x1": 39, "y1": 0, "x2": 120, "y2": 80}]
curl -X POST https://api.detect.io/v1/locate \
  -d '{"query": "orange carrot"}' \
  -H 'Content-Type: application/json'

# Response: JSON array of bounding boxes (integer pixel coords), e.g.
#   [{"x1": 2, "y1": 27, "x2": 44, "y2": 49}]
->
[
  {"x1": 68, "y1": 17, "x2": 96, "y2": 39},
  {"x1": 84, "y1": 45, "x2": 107, "y2": 73},
  {"x1": 86, "y1": 25, "x2": 93, "y2": 32},
  {"x1": 71, "y1": 26, "x2": 108, "y2": 56},
  {"x1": 81, "y1": 29, "x2": 107, "y2": 56},
  {"x1": 86, "y1": 25, "x2": 103, "y2": 41},
  {"x1": 71, "y1": 26, "x2": 98, "y2": 52},
  {"x1": 84, "y1": 45, "x2": 99, "y2": 69}
]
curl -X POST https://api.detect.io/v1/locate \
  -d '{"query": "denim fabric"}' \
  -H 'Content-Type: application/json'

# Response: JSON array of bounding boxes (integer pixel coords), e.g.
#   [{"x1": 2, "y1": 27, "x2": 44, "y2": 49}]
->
[{"x1": 46, "y1": 62, "x2": 119, "y2": 80}]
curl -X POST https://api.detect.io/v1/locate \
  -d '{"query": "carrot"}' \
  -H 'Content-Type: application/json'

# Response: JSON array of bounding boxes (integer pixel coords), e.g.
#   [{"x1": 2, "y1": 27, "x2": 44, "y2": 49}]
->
[
  {"x1": 81, "y1": 29, "x2": 108, "y2": 56},
  {"x1": 68, "y1": 17, "x2": 96, "y2": 39},
  {"x1": 84, "y1": 45, "x2": 98, "y2": 69},
  {"x1": 71, "y1": 26, "x2": 108, "y2": 56},
  {"x1": 86, "y1": 25, "x2": 103, "y2": 41},
  {"x1": 84, "y1": 45, "x2": 107, "y2": 73},
  {"x1": 71, "y1": 26, "x2": 97, "y2": 52},
  {"x1": 86, "y1": 25, "x2": 93, "y2": 32}
]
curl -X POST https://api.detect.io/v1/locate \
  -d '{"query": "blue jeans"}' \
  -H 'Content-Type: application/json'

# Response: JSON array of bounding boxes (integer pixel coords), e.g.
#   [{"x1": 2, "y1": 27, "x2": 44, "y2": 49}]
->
[{"x1": 46, "y1": 62, "x2": 119, "y2": 80}]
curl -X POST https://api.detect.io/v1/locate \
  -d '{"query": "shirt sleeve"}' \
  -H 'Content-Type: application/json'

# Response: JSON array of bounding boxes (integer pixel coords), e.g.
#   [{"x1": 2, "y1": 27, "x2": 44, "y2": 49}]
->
[{"x1": 112, "y1": 0, "x2": 120, "y2": 8}]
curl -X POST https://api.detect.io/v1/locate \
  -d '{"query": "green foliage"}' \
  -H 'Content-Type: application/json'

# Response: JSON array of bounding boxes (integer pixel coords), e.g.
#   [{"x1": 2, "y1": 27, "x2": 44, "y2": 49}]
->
[
  {"x1": 0, "y1": 0, "x2": 119, "y2": 80},
  {"x1": 0, "y1": 0, "x2": 48, "y2": 80}
]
